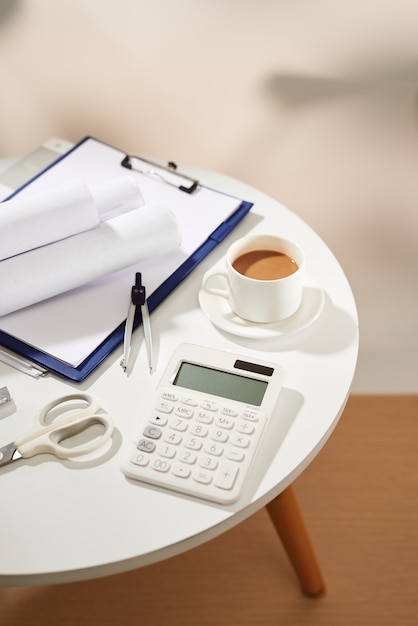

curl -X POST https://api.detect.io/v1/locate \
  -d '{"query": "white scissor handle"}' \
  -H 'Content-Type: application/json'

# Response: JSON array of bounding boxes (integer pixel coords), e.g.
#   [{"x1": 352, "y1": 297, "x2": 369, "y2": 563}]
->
[{"x1": 15, "y1": 394, "x2": 114, "y2": 459}]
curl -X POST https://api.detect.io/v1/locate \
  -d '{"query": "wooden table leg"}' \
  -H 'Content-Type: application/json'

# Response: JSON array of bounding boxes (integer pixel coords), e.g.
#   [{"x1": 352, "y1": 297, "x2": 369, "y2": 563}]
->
[{"x1": 266, "y1": 484, "x2": 326, "y2": 598}]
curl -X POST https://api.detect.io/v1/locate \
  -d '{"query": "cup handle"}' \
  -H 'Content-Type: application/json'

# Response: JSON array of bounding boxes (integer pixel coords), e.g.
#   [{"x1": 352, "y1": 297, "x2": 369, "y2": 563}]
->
[{"x1": 202, "y1": 271, "x2": 230, "y2": 299}]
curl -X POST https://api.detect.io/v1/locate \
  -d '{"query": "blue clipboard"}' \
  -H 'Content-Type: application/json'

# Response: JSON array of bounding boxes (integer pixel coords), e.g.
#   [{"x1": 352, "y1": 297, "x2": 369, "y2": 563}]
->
[{"x1": 0, "y1": 137, "x2": 252, "y2": 382}]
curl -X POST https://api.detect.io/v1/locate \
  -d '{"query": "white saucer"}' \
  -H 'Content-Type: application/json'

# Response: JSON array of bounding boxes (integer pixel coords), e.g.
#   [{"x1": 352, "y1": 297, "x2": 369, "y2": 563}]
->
[{"x1": 198, "y1": 273, "x2": 325, "y2": 339}]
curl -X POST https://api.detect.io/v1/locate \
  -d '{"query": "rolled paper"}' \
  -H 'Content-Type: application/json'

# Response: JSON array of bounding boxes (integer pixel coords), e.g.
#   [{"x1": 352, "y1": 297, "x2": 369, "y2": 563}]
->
[
  {"x1": 91, "y1": 177, "x2": 144, "y2": 221},
  {"x1": 0, "y1": 205, "x2": 181, "y2": 316},
  {"x1": 0, "y1": 177, "x2": 144, "y2": 261}
]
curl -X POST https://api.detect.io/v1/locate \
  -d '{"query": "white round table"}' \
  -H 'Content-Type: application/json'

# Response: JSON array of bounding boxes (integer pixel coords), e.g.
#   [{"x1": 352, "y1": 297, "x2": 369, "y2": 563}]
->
[{"x1": 0, "y1": 165, "x2": 358, "y2": 591}]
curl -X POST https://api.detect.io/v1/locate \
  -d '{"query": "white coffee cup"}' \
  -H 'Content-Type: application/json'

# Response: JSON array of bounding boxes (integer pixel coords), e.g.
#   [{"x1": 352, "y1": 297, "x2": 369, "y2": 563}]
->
[{"x1": 203, "y1": 234, "x2": 305, "y2": 323}]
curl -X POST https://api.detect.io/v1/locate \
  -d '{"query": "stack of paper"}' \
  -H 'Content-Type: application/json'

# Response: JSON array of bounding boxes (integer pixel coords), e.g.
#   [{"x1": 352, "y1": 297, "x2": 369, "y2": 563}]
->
[{"x1": 0, "y1": 137, "x2": 251, "y2": 379}]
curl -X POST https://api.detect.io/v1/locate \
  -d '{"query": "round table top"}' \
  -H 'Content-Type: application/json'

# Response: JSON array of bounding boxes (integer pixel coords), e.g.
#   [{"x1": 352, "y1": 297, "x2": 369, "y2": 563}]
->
[{"x1": 0, "y1": 164, "x2": 358, "y2": 585}]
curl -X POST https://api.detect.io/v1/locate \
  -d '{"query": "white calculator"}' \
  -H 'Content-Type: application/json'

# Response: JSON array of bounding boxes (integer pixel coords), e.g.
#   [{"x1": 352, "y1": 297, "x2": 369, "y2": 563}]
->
[{"x1": 122, "y1": 343, "x2": 285, "y2": 504}]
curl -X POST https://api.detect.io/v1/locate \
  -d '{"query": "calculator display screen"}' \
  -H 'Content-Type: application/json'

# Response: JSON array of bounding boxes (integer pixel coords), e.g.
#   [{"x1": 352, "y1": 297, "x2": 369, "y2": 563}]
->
[{"x1": 173, "y1": 361, "x2": 268, "y2": 406}]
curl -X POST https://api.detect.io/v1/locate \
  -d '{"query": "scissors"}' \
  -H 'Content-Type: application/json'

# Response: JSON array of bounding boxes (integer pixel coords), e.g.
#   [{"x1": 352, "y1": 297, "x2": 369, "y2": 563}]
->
[{"x1": 0, "y1": 393, "x2": 114, "y2": 467}]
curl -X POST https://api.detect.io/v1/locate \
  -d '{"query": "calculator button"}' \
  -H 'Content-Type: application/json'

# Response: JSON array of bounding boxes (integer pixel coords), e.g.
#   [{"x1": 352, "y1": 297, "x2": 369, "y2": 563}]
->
[
  {"x1": 170, "y1": 418, "x2": 189, "y2": 432},
  {"x1": 131, "y1": 452, "x2": 150, "y2": 467},
  {"x1": 151, "y1": 459, "x2": 171, "y2": 473},
  {"x1": 163, "y1": 431, "x2": 182, "y2": 445},
  {"x1": 178, "y1": 450, "x2": 197, "y2": 464},
  {"x1": 184, "y1": 436, "x2": 202, "y2": 451},
  {"x1": 172, "y1": 465, "x2": 191, "y2": 479},
  {"x1": 137, "y1": 439, "x2": 156, "y2": 453},
  {"x1": 230, "y1": 435, "x2": 250, "y2": 448},
  {"x1": 180, "y1": 397, "x2": 198, "y2": 407},
  {"x1": 193, "y1": 470, "x2": 212, "y2": 484},
  {"x1": 236, "y1": 422, "x2": 255, "y2": 435},
  {"x1": 196, "y1": 411, "x2": 214, "y2": 424},
  {"x1": 189, "y1": 424, "x2": 208, "y2": 437},
  {"x1": 161, "y1": 392, "x2": 178, "y2": 402},
  {"x1": 210, "y1": 429, "x2": 229, "y2": 443},
  {"x1": 204, "y1": 442, "x2": 224, "y2": 457},
  {"x1": 158, "y1": 445, "x2": 176, "y2": 459},
  {"x1": 143, "y1": 425, "x2": 162, "y2": 439},
  {"x1": 199, "y1": 456, "x2": 218, "y2": 470},
  {"x1": 156, "y1": 401, "x2": 174, "y2": 413},
  {"x1": 175, "y1": 406, "x2": 194, "y2": 418},
  {"x1": 214, "y1": 463, "x2": 239, "y2": 490},
  {"x1": 150, "y1": 414, "x2": 168, "y2": 426},
  {"x1": 221, "y1": 407, "x2": 238, "y2": 417},
  {"x1": 215, "y1": 416, "x2": 234, "y2": 429},
  {"x1": 226, "y1": 449, "x2": 245, "y2": 462},
  {"x1": 241, "y1": 410, "x2": 259, "y2": 422},
  {"x1": 200, "y1": 400, "x2": 218, "y2": 412}
]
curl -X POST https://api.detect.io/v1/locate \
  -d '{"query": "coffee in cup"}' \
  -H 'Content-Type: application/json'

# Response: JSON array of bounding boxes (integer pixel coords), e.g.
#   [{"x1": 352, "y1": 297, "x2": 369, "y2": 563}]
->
[
  {"x1": 203, "y1": 234, "x2": 305, "y2": 323},
  {"x1": 232, "y1": 249, "x2": 299, "y2": 281}
]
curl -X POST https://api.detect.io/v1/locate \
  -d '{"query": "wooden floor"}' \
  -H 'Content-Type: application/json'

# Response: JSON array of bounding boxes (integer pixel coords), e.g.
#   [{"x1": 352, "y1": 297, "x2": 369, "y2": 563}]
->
[{"x1": 2, "y1": 395, "x2": 418, "y2": 625}]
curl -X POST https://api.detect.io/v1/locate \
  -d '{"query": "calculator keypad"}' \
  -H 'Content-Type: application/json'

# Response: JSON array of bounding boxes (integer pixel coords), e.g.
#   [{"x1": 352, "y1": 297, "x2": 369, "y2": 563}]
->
[{"x1": 123, "y1": 387, "x2": 267, "y2": 503}]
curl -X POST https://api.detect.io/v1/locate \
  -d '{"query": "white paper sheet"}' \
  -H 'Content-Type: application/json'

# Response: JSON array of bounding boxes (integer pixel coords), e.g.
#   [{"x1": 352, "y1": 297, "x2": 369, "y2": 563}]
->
[
  {"x1": 0, "y1": 177, "x2": 144, "y2": 261},
  {"x1": 0, "y1": 206, "x2": 180, "y2": 317},
  {"x1": 0, "y1": 138, "x2": 245, "y2": 367}
]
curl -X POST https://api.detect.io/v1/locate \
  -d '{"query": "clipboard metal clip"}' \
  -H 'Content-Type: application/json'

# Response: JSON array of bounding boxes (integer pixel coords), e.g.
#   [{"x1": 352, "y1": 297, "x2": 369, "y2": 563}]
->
[{"x1": 121, "y1": 154, "x2": 199, "y2": 194}]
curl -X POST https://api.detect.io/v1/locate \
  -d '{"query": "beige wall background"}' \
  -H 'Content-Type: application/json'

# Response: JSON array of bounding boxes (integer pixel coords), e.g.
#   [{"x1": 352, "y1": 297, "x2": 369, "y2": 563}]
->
[{"x1": 0, "y1": 0, "x2": 417, "y2": 392}]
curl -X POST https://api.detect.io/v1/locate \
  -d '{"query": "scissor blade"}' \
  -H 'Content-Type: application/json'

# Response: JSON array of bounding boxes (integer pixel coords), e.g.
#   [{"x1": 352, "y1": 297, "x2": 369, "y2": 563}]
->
[
  {"x1": 0, "y1": 441, "x2": 21, "y2": 467},
  {"x1": 141, "y1": 302, "x2": 154, "y2": 374}
]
